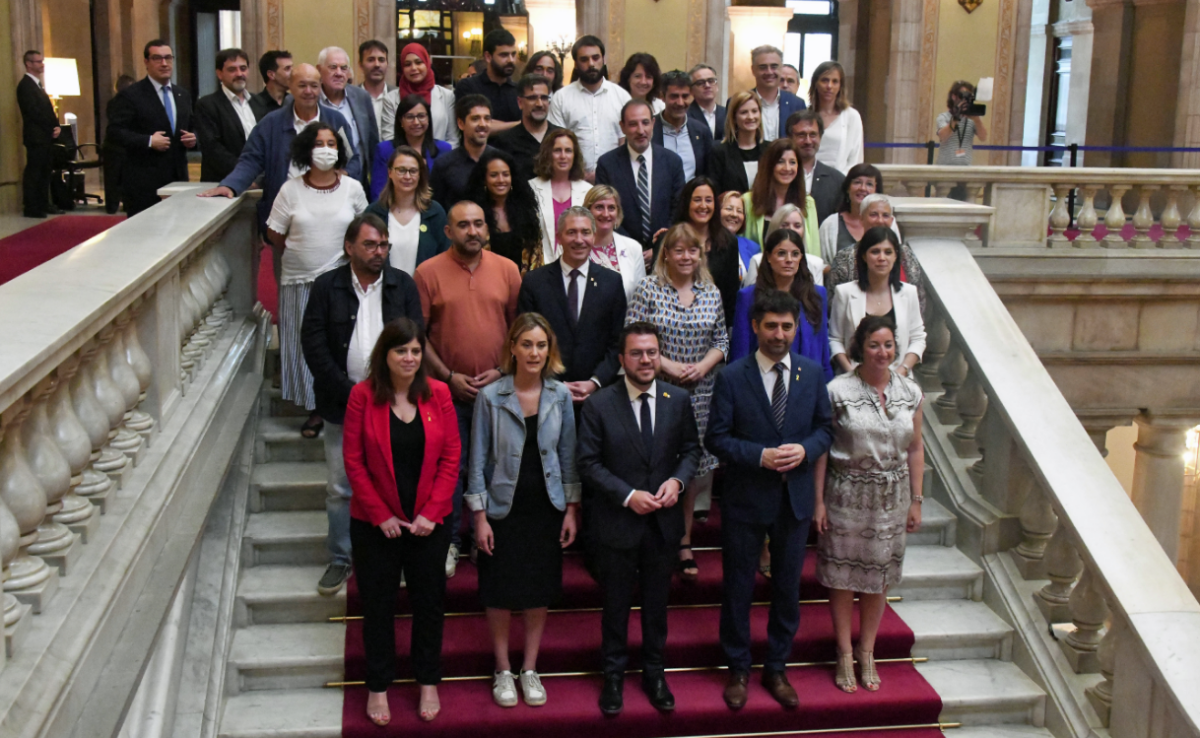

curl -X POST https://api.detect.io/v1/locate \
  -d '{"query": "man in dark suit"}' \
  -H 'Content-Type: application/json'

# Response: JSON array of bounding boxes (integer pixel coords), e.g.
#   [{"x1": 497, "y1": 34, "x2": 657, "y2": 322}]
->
[
  {"x1": 517, "y1": 206, "x2": 626, "y2": 403},
  {"x1": 301, "y1": 213, "x2": 424, "y2": 595},
  {"x1": 17, "y1": 50, "x2": 61, "y2": 218},
  {"x1": 195, "y1": 48, "x2": 272, "y2": 183},
  {"x1": 707, "y1": 290, "x2": 834, "y2": 710},
  {"x1": 788, "y1": 109, "x2": 846, "y2": 224},
  {"x1": 106, "y1": 40, "x2": 197, "y2": 216},
  {"x1": 577, "y1": 322, "x2": 701, "y2": 716},
  {"x1": 595, "y1": 100, "x2": 686, "y2": 258},
  {"x1": 688, "y1": 63, "x2": 726, "y2": 141},
  {"x1": 726, "y1": 46, "x2": 806, "y2": 142},
  {"x1": 653, "y1": 70, "x2": 712, "y2": 182},
  {"x1": 317, "y1": 46, "x2": 379, "y2": 192}
]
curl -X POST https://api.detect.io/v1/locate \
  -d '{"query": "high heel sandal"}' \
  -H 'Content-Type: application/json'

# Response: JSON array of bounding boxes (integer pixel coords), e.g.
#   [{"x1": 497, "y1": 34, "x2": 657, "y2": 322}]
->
[
  {"x1": 854, "y1": 649, "x2": 880, "y2": 691},
  {"x1": 835, "y1": 652, "x2": 857, "y2": 693},
  {"x1": 366, "y1": 692, "x2": 390, "y2": 726},
  {"x1": 677, "y1": 544, "x2": 699, "y2": 582}
]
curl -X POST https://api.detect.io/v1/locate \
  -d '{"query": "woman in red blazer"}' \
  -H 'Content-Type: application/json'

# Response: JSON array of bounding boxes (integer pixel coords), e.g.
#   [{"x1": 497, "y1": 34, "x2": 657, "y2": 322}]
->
[{"x1": 343, "y1": 317, "x2": 460, "y2": 725}]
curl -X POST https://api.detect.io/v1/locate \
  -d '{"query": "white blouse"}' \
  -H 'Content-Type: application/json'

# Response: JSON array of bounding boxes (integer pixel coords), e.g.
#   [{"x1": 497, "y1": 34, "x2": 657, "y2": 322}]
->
[
  {"x1": 267, "y1": 175, "x2": 368, "y2": 284},
  {"x1": 387, "y1": 211, "x2": 421, "y2": 275},
  {"x1": 815, "y1": 107, "x2": 865, "y2": 175}
]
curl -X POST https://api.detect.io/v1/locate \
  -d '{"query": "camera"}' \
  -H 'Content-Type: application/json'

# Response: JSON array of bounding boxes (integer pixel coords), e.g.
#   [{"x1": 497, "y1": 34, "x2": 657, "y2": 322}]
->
[{"x1": 958, "y1": 91, "x2": 986, "y2": 118}]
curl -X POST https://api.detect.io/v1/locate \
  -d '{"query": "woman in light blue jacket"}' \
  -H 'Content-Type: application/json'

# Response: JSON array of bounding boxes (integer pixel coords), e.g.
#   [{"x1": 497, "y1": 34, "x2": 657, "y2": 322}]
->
[{"x1": 467, "y1": 312, "x2": 580, "y2": 709}]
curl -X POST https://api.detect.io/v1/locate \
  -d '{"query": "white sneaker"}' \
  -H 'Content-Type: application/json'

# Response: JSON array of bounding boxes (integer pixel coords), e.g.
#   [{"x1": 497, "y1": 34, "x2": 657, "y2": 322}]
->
[
  {"x1": 492, "y1": 670, "x2": 518, "y2": 707},
  {"x1": 519, "y1": 670, "x2": 547, "y2": 706},
  {"x1": 445, "y1": 543, "x2": 459, "y2": 578}
]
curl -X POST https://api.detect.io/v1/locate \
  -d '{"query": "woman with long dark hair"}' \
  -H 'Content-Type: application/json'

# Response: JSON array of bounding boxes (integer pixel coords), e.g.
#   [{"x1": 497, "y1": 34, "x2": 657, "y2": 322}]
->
[
  {"x1": 743, "y1": 138, "x2": 818, "y2": 254},
  {"x1": 530, "y1": 129, "x2": 591, "y2": 262},
  {"x1": 371, "y1": 95, "x2": 452, "y2": 198},
  {"x1": 467, "y1": 148, "x2": 544, "y2": 273},
  {"x1": 342, "y1": 317, "x2": 461, "y2": 725},
  {"x1": 617, "y1": 52, "x2": 665, "y2": 115},
  {"x1": 817, "y1": 163, "x2": 883, "y2": 265}
]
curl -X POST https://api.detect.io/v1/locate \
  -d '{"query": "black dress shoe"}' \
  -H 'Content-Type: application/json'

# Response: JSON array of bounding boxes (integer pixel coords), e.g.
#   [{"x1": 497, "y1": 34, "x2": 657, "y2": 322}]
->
[
  {"x1": 46, "y1": 205, "x2": 64, "y2": 215},
  {"x1": 23, "y1": 212, "x2": 47, "y2": 219},
  {"x1": 642, "y1": 674, "x2": 675, "y2": 712},
  {"x1": 599, "y1": 673, "x2": 624, "y2": 716}
]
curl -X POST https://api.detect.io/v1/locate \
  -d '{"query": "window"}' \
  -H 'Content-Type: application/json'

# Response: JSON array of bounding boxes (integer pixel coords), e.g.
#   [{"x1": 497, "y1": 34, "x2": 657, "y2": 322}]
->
[{"x1": 786, "y1": 1, "x2": 839, "y2": 92}]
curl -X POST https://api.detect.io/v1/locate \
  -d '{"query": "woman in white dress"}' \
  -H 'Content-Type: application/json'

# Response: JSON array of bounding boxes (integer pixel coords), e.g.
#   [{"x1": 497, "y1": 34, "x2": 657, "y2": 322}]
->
[
  {"x1": 583, "y1": 184, "x2": 648, "y2": 300},
  {"x1": 266, "y1": 122, "x2": 368, "y2": 437},
  {"x1": 529, "y1": 130, "x2": 592, "y2": 263},
  {"x1": 809, "y1": 61, "x2": 863, "y2": 175}
]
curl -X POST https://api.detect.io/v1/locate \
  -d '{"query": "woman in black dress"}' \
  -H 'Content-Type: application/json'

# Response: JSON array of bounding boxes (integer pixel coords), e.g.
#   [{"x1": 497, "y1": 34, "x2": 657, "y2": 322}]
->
[
  {"x1": 467, "y1": 148, "x2": 544, "y2": 273},
  {"x1": 466, "y1": 313, "x2": 580, "y2": 708}
]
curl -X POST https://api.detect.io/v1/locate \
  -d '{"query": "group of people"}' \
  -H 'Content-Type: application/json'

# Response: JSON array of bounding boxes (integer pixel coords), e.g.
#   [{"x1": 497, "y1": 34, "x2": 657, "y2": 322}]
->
[{"x1": 45, "y1": 29, "x2": 938, "y2": 728}]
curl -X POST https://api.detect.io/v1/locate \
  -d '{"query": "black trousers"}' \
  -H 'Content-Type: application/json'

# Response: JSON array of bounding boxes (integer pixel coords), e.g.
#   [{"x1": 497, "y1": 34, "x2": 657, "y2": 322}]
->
[
  {"x1": 350, "y1": 517, "x2": 450, "y2": 691},
  {"x1": 593, "y1": 524, "x2": 675, "y2": 678},
  {"x1": 23, "y1": 144, "x2": 52, "y2": 216}
]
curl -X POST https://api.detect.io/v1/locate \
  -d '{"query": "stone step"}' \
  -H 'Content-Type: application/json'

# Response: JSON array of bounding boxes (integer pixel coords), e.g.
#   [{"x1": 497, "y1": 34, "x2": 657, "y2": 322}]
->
[
  {"x1": 219, "y1": 688, "x2": 341, "y2": 738},
  {"x1": 228, "y1": 623, "x2": 344, "y2": 692},
  {"x1": 890, "y1": 600, "x2": 1013, "y2": 661},
  {"x1": 243, "y1": 511, "x2": 329, "y2": 566},
  {"x1": 909, "y1": 498, "x2": 956, "y2": 547},
  {"x1": 892, "y1": 546, "x2": 983, "y2": 601},
  {"x1": 917, "y1": 660, "x2": 1046, "y2": 726},
  {"x1": 263, "y1": 387, "x2": 311, "y2": 419},
  {"x1": 237, "y1": 565, "x2": 345, "y2": 626},
  {"x1": 249, "y1": 462, "x2": 326, "y2": 513},
  {"x1": 951, "y1": 727, "x2": 1056, "y2": 738},
  {"x1": 256, "y1": 416, "x2": 326, "y2": 463}
]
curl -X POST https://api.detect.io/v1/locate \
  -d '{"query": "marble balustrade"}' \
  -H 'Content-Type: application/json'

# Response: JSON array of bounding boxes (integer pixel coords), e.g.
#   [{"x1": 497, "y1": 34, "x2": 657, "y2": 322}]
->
[
  {"x1": 904, "y1": 213, "x2": 1200, "y2": 738},
  {"x1": 878, "y1": 165, "x2": 1200, "y2": 250}
]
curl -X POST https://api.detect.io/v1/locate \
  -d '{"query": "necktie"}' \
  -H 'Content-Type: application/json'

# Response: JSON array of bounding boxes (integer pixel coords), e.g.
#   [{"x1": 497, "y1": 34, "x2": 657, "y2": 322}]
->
[
  {"x1": 639, "y1": 393, "x2": 654, "y2": 456},
  {"x1": 567, "y1": 269, "x2": 580, "y2": 325},
  {"x1": 771, "y1": 363, "x2": 788, "y2": 432},
  {"x1": 636, "y1": 154, "x2": 650, "y2": 241},
  {"x1": 161, "y1": 84, "x2": 175, "y2": 133}
]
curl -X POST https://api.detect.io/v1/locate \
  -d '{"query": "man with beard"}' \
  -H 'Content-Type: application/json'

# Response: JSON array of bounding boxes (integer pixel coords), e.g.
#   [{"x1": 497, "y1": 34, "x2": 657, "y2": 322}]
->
[
  {"x1": 357, "y1": 40, "x2": 394, "y2": 134},
  {"x1": 787, "y1": 109, "x2": 845, "y2": 225},
  {"x1": 414, "y1": 201, "x2": 522, "y2": 577},
  {"x1": 490, "y1": 74, "x2": 561, "y2": 182},
  {"x1": 548, "y1": 35, "x2": 631, "y2": 177},
  {"x1": 195, "y1": 48, "x2": 272, "y2": 183},
  {"x1": 431, "y1": 95, "x2": 494, "y2": 210},
  {"x1": 301, "y1": 213, "x2": 425, "y2": 595},
  {"x1": 455, "y1": 28, "x2": 521, "y2": 129}
]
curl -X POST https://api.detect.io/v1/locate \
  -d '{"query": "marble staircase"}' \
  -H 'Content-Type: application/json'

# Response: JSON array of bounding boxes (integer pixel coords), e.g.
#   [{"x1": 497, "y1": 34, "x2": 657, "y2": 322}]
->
[{"x1": 216, "y1": 382, "x2": 1053, "y2": 738}]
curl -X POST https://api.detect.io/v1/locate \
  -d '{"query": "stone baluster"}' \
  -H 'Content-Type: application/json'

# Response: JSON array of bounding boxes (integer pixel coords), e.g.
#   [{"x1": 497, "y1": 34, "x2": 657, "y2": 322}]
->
[
  {"x1": 1157, "y1": 186, "x2": 1184, "y2": 247},
  {"x1": 916, "y1": 307, "x2": 949, "y2": 393},
  {"x1": 1129, "y1": 185, "x2": 1157, "y2": 249},
  {"x1": 189, "y1": 261, "x2": 218, "y2": 350},
  {"x1": 180, "y1": 261, "x2": 204, "y2": 381},
  {"x1": 44, "y1": 359, "x2": 99, "y2": 540},
  {"x1": 1035, "y1": 526, "x2": 1083, "y2": 623},
  {"x1": 22, "y1": 379, "x2": 79, "y2": 573},
  {"x1": 1012, "y1": 483, "x2": 1058, "y2": 580},
  {"x1": 69, "y1": 344, "x2": 117, "y2": 510},
  {"x1": 904, "y1": 181, "x2": 927, "y2": 198},
  {"x1": 1187, "y1": 184, "x2": 1200, "y2": 249},
  {"x1": 184, "y1": 262, "x2": 212, "y2": 355},
  {"x1": 1061, "y1": 566, "x2": 1109, "y2": 673},
  {"x1": 933, "y1": 339, "x2": 967, "y2": 425},
  {"x1": 934, "y1": 182, "x2": 953, "y2": 199},
  {"x1": 1102, "y1": 185, "x2": 1130, "y2": 248},
  {"x1": 1085, "y1": 614, "x2": 1118, "y2": 725},
  {"x1": 98, "y1": 326, "x2": 144, "y2": 462},
  {"x1": 202, "y1": 249, "x2": 232, "y2": 325},
  {"x1": 80, "y1": 337, "x2": 130, "y2": 493},
  {"x1": 1072, "y1": 186, "x2": 1100, "y2": 247},
  {"x1": 118, "y1": 308, "x2": 155, "y2": 444},
  {"x1": 1, "y1": 495, "x2": 29, "y2": 651},
  {"x1": 1048, "y1": 184, "x2": 1073, "y2": 247},
  {"x1": 963, "y1": 182, "x2": 985, "y2": 206},
  {"x1": 950, "y1": 364, "x2": 988, "y2": 458},
  {"x1": 0, "y1": 401, "x2": 57, "y2": 611}
]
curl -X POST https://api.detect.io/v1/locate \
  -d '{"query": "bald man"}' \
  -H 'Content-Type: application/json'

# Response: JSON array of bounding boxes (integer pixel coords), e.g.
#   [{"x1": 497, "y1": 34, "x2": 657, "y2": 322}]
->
[{"x1": 200, "y1": 62, "x2": 362, "y2": 234}]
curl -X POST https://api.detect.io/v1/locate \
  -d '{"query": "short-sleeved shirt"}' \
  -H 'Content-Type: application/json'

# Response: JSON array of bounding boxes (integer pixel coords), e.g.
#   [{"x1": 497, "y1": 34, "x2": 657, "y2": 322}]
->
[
  {"x1": 936, "y1": 111, "x2": 976, "y2": 166},
  {"x1": 414, "y1": 249, "x2": 522, "y2": 377},
  {"x1": 455, "y1": 72, "x2": 521, "y2": 122},
  {"x1": 266, "y1": 175, "x2": 368, "y2": 284}
]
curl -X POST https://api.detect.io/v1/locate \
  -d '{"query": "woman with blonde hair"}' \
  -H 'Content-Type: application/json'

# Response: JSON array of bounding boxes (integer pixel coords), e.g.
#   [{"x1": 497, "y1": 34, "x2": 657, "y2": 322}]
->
[
  {"x1": 625, "y1": 224, "x2": 729, "y2": 581},
  {"x1": 364, "y1": 145, "x2": 450, "y2": 274},
  {"x1": 808, "y1": 61, "x2": 864, "y2": 174},
  {"x1": 467, "y1": 312, "x2": 580, "y2": 708},
  {"x1": 709, "y1": 91, "x2": 768, "y2": 196},
  {"x1": 584, "y1": 184, "x2": 647, "y2": 299}
]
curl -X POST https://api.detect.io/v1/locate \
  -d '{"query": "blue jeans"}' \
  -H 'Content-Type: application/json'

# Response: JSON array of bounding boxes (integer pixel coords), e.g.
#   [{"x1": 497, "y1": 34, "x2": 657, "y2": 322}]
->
[
  {"x1": 446, "y1": 399, "x2": 475, "y2": 549},
  {"x1": 324, "y1": 421, "x2": 353, "y2": 566}
]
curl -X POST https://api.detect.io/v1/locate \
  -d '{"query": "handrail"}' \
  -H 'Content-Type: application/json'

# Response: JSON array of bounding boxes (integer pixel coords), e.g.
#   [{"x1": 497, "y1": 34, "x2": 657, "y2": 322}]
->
[
  {"x1": 910, "y1": 234, "x2": 1200, "y2": 736},
  {"x1": 877, "y1": 164, "x2": 1200, "y2": 186}
]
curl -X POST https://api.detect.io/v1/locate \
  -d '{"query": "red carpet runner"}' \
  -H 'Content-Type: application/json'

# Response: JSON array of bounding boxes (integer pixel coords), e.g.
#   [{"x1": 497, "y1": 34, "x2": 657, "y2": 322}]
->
[
  {"x1": 341, "y1": 506, "x2": 943, "y2": 737},
  {"x1": 0, "y1": 215, "x2": 126, "y2": 286}
]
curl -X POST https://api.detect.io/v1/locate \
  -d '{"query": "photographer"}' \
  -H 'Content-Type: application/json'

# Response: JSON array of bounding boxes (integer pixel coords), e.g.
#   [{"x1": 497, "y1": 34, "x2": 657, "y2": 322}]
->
[{"x1": 935, "y1": 81, "x2": 988, "y2": 167}]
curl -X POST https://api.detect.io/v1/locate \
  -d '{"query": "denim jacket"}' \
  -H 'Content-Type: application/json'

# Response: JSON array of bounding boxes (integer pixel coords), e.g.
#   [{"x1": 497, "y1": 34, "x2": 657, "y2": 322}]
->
[{"x1": 465, "y1": 375, "x2": 581, "y2": 519}]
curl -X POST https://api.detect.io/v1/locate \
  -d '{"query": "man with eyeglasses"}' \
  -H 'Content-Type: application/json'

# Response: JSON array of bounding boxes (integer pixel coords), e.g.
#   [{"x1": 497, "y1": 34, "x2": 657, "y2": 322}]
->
[
  {"x1": 728, "y1": 46, "x2": 806, "y2": 142},
  {"x1": 687, "y1": 63, "x2": 726, "y2": 141},
  {"x1": 490, "y1": 74, "x2": 561, "y2": 183},
  {"x1": 106, "y1": 39, "x2": 197, "y2": 216},
  {"x1": 302, "y1": 213, "x2": 424, "y2": 596},
  {"x1": 653, "y1": 70, "x2": 712, "y2": 182}
]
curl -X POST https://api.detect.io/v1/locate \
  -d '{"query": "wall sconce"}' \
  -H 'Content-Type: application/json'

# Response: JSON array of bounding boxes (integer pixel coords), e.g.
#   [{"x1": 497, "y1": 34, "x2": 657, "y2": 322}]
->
[{"x1": 959, "y1": 0, "x2": 982, "y2": 12}]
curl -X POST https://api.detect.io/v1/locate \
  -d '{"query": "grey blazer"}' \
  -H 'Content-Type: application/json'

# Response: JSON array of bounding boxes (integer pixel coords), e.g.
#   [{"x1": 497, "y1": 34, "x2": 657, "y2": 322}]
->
[
  {"x1": 342, "y1": 85, "x2": 381, "y2": 192},
  {"x1": 466, "y1": 375, "x2": 581, "y2": 519}
]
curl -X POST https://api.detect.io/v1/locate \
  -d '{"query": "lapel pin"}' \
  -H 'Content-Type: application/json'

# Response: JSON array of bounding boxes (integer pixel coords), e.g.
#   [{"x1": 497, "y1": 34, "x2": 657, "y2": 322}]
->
[
  {"x1": 662, "y1": 391, "x2": 670, "y2": 398},
  {"x1": 419, "y1": 224, "x2": 428, "y2": 233}
]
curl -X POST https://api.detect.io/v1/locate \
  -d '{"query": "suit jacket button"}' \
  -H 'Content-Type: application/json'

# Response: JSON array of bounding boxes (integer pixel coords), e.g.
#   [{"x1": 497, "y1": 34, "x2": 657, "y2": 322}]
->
[{"x1": 545, "y1": 472, "x2": 551, "y2": 478}]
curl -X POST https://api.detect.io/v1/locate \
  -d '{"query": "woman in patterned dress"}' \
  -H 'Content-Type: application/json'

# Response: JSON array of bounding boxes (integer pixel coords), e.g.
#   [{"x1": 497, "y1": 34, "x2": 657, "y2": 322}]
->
[
  {"x1": 625, "y1": 224, "x2": 729, "y2": 581},
  {"x1": 813, "y1": 315, "x2": 924, "y2": 693}
]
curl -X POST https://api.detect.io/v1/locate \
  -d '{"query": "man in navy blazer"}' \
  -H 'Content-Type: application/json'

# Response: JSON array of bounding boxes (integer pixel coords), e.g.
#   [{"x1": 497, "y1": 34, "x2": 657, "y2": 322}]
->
[
  {"x1": 198, "y1": 63, "x2": 361, "y2": 234},
  {"x1": 688, "y1": 63, "x2": 726, "y2": 141},
  {"x1": 517, "y1": 207, "x2": 627, "y2": 402},
  {"x1": 707, "y1": 290, "x2": 833, "y2": 711},
  {"x1": 595, "y1": 100, "x2": 686, "y2": 256},
  {"x1": 726, "y1": 45, "x2": 806, "y2": 141},
  {"x1": 653, "y1": 70, "x2": 713, "y2": 182}
]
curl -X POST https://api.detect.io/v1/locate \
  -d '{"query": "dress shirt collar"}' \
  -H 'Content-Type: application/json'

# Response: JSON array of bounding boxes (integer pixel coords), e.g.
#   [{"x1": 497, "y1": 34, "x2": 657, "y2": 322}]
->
[
  {"x1": 560, "y1": 258, "x2": 590, "y2": 279},
  {"x1": 351, "y1": 271, "x2": 383, "y2": 298},
  {"x1": 293, "y1": 106, "x2": 319, "y2": 131},
  {"x1": 660, "y1": 115, "x2": 688, "y2": 135},
  {"x1": 26, "y1": 73, "x2": 41, "y2": 86},
  {"x1": 625, "y1": 378, "x2": 657, "y2": 402},
  {"x1": 628, "y1": 143, "x2": 652, "y2": 165},
  {"x1": 150, "y1": 77, "x2": 171, "y2": 95},
  {"x1": 320, "y1": 89, "x2": 351, "y2": 111},
  {"x1": 755, "y1": 350, "x2": 792, "y2": 376},
  {"x1": 222, "y1": 84, "x2": 249, "y2": 105}
]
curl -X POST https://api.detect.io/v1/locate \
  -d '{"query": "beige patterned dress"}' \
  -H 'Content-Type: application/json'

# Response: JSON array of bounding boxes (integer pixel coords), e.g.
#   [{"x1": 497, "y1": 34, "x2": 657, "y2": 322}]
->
[{"x1": 816, "y1": 369, "x2": 923, "y2": 594}]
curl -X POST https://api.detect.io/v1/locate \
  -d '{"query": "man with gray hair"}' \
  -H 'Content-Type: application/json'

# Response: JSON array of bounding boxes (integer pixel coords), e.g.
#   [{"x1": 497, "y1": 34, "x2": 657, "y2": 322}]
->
[
  {"x1": 688, "y1": 63, "x2": 726, "y2": 140},
  {"x1": 517, "y1": 206, "x2": 628, "y2": 403},
  {"x1": 317, "y1": 46, "x2": 379, "y2": 191},
  {"x1": 728, "y1": 45, "x2": 806, "y2": 141}
]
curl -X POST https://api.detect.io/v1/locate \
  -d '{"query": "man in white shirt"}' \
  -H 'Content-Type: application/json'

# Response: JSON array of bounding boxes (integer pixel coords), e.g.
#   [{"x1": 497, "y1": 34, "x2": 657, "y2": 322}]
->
[
  {"x1": 548, "y1": 35, "x2": 631, "y2": 178},
  {"x1": 357, "y1": 40, "x2": 394, "y2": 134},
  {"x1": 301, "y1": 213, "x2": 424, "y2": 596},
  {"x1": 196, "y1": 48, "x2": 272, "y2": 183}
]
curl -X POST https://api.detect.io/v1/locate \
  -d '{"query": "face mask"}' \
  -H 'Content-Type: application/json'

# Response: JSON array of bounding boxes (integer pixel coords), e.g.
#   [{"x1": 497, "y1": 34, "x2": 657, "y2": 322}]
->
[{"x1": 311, "y1": 147, "x2": 338, "y2": 172}]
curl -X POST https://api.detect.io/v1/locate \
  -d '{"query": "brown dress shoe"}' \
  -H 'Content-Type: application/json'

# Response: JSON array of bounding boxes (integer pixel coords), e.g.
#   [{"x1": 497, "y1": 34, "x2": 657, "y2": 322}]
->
[
  {"x1": 762, "y1": 670, "x2": 799, "y2": 708},
  {"x1": 723, "y1": 670, "x2": 750, "y2": 710}
]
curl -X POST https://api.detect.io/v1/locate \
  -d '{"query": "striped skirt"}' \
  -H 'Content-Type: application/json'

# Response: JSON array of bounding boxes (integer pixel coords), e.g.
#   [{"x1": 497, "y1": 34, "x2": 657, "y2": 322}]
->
[{"x1": 278, "y1": 281, "x2": 316, "y2": 412}]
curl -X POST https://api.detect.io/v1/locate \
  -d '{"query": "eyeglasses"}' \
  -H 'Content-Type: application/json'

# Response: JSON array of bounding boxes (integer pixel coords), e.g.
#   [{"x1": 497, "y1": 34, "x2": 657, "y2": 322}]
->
[
  {"x1": 521, "y1": 94, "x2": 551, "y2": 102},
  {"x1": 358, "y1": 240, "x2": 390, "y2": 252},
  {"x1": 149, "y1": 54, "x2": 175, "y2": 63},
  {"x1": 402, "y1": 113, "x2": 428, "y2": 122},
  {"x1": 691, "y1": 78, "x2": 717, "y2": 87},
  {"x1": 390, "y1": 167, "x2": 421, "y2": 176}
]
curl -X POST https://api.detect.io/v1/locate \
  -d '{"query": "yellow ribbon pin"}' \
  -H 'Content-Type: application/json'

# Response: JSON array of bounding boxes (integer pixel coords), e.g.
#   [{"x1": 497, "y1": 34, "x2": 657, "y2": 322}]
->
[
  {"x1": 419, "y1": 224, "x2": 428, "y2": 233},
  {"x1": 662, "y1": 391, "x2": 670, "y2": 398}
]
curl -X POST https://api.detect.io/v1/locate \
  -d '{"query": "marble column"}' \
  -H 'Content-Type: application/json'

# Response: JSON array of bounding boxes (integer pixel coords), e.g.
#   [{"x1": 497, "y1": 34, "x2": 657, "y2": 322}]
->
[
  {"x1": 725, "y1": 6, "x2": 794, "y2": 96},
  {"x1": 1130, "y1": 411, "x2": 1195, "y2": 565},
  {"x1": 1083, "y1": 0, "x2": 1134, "y2": 168},
  {"x1": 884, "y1": 0, "x2": 928, "y2": 162}
]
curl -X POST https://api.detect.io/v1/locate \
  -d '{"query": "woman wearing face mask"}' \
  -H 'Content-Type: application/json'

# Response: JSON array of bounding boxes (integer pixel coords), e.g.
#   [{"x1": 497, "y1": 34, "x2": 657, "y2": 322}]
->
[
  {"x1": 809, "y1": 61, "x2": 864, "y2": 175},
  {"x1": 364, "y1": 145, "x2": 450, "y2": 275},
  {"x1": 267, "y1": 122, "x2": 369, "y2": 438},
  {"x1": 371, "y1": 95, "x2": 452, "y2": 199},
  {"x1": 382, "y1": 43, "x2": 457, "y2": 147},
  {"x1": 584, "y1": 185, "x2": 647, "y2": 300},
  {"x1": 743, "y1": 139, "x2": 819, "y2": 255},
  {"x1": 709, "y1": 92, "x2": 767, "y2": 197},
  {"x1": 827, "y1": 194, "x2": 924, "y2": 311},
  {"x1": 818, "y1": 163, "x2": 883, "y2": 265},
  {"x1": 467, "y1": 149, "x2": 544, "y2": 273},
  {"x1": 530, "y1": 130, "x2": 592, "y2": 263}
]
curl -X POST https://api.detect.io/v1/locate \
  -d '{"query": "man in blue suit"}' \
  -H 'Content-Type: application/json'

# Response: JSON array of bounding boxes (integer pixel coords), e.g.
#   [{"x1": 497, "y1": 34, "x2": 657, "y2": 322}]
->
[
  {"x1": 726, "y1": 46, "x2": 806, "y2": 141},
  {"x1": 595, "y1": 100, "x2": 686, "y2": 259},
  {"x1": 707, "y1": 289, "x2": 833, "y2": 711}
]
